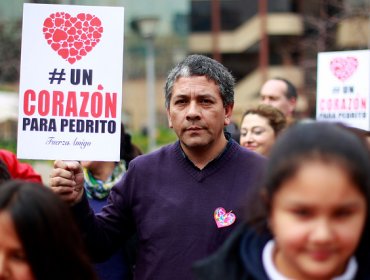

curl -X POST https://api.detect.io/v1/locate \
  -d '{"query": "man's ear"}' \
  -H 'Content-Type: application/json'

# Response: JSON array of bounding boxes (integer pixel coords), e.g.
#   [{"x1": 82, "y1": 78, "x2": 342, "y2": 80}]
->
[
  {"x1": 288, "y1": 97, "x2": 297, "y2": 114},
  {"x1": 224, "y1": 103, "x2": 234, "y2": 126},
  {"x1": 166, "y1": 108, "x2": 173, "y2": 128}
]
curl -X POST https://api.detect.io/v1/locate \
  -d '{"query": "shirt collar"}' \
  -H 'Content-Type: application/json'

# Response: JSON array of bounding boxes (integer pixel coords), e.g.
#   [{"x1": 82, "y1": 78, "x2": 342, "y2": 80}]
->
[
  {"x1": 179, "y1": 132, "x2": 233, "y2": 170},
  {"x1": 262, "y1": 240, "x2": 358, "y2": 280}
]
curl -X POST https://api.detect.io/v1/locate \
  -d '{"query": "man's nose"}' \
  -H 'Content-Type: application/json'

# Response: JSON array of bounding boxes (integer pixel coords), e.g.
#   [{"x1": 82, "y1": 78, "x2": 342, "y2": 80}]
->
[
  {"x1": 186, "y1": 101, "x2": 201, "y2": 120},
  {"x1": 261, "y1": 99, "x2": 271, "y2": 105}
]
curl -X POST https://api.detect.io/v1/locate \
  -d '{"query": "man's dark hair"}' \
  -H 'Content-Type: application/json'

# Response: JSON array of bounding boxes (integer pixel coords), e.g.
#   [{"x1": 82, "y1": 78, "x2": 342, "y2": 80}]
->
[
  {"x1": 164, "y1": 54, "x2": 235, "y2": 108},
  {"x1": 274, "y1": 77, "x2": 297, "y2": 100}
]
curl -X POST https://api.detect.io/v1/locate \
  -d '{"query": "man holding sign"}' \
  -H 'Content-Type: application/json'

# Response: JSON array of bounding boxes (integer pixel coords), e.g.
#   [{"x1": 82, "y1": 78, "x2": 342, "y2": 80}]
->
[
  {"x1": 50, "y1": 55, "x2": 266, "y2": 280},
  {"x1": 18, "y1": 3, "x2": 123, "y2": 162}
]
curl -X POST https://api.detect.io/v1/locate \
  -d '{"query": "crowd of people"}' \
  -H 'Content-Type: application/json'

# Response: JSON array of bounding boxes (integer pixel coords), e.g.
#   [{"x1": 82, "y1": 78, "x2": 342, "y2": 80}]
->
[{"x1": 0, "y1": 54, "x2": 369, "y2": 280}]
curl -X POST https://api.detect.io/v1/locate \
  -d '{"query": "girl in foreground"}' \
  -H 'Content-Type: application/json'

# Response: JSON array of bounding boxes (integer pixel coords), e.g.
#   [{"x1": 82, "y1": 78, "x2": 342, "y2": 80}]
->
[
  {"x1": 194, "y1": 122, "x2": 370, "y2": 279},
  {"x1": 0, "y1": 180, "x2": 97, "y2": 280}
]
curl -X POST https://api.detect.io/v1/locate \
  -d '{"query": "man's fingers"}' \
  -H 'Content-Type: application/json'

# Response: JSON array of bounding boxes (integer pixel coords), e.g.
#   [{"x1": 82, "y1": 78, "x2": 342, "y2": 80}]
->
[
  {"x1": 50, "y1": 185, "x2": 75, "y2": 195},
  {"x1": 49, "y1": 174, "x2": 76, "y2": 187},
  {"x1": 49, "y1": 184, "x2": 84, "y2": 204},
  {"x1": 49, "y1": 160, "x2": 84, "y2": 205}
]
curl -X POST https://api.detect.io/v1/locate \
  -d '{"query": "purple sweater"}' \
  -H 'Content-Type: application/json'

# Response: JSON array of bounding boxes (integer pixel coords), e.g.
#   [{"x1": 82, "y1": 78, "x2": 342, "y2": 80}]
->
[{"x1": 73, "y1": 140, "x2": 266, "y2": 280}]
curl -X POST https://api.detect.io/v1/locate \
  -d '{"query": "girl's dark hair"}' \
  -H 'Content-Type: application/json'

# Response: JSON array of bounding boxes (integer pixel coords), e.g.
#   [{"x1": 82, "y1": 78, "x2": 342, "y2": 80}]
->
[
  {"x1": 245, "y1": 122, "x2": 370, "y2": 268},
  {"x1": 0, "y1": 180, "x2": 97, "y2": 280},
  {"x1": 265, "y1": 122, "x2": 370, "y2": 207}
]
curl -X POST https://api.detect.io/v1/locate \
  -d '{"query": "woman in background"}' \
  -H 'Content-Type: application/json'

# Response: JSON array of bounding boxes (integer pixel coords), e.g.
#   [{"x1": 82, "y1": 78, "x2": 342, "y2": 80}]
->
[
  {"x1": 239, "y1": 104, "x2": 286, "y2": 156},
  {"x1": 0, "y1": 180, "x2": 97, "y2": 280}
]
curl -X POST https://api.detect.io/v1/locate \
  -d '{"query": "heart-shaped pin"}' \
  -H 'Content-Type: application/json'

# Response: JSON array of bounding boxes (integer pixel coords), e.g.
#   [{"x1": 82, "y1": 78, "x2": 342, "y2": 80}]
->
[
  {"x1": 330, "y1": 57, "x2": 358, "y2": 82},
  {"x1": 214, "y1": 207, "x2": 236, "y2": 228},
  {"x1": 43, "y1": 12, "x2": 103, "y2": 64}
]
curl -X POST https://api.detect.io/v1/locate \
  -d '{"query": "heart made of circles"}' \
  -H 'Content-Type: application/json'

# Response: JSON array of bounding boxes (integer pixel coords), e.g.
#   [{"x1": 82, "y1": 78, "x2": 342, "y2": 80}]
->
[
  {"x1": 330, "y1": 57, "x2": 358, "y2": 82},
  {"x1": 43, "y1": 12, "x2": 103, "y2": 64}
]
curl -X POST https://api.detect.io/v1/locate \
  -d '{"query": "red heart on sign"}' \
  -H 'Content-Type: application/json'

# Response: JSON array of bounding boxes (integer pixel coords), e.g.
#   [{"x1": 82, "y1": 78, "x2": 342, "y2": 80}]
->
[
  {"x1": 330, "y1": 57, "x2": 358, "y2": 82},
  {"x1": 43, "y1": 12, "x2": 103, "y2": 64}
]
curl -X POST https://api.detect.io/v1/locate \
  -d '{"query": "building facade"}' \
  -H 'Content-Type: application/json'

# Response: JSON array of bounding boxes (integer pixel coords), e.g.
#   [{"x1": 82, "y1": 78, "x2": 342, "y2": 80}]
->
[{"x1": 189, "y1": 0, "x2": 369, "y2": 121}]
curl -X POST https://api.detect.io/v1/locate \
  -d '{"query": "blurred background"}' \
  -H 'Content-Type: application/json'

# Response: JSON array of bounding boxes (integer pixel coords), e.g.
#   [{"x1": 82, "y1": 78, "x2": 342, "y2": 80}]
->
[{"x1": 0, "y1": 0, "x2": 369, "y2": 163}]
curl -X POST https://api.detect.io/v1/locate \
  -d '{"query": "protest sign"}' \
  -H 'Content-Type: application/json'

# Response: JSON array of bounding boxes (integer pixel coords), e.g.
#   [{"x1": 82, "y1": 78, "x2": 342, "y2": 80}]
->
[
  {"x1": 316, "y1": 50, "x2": 370, "y2": 131},
  {"x1": 17, "y1": 3, "x2": 124, "y2": 161}
]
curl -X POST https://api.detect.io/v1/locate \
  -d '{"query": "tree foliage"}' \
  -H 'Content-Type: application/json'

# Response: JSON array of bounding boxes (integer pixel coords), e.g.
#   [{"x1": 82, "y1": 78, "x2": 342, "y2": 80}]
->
[
  {"x1": 0, "y1": 20, "x2": 22, "y2": 83},
  {"x1": 299, "y1": 0, "x2": 369, "y2": 117}
]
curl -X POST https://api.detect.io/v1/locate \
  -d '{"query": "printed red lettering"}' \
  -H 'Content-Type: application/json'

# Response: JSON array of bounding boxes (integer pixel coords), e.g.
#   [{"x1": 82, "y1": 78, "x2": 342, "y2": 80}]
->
[
  {"x1": 79, "y1": 92, "x2": 89, "y2": 117},
  {"x1": 105, "y1": 92, "x2": 117, "y2": 118},
  {"x1": 90, "y1": 92, "x2": 103, "y2": 118},
  {"x1": 38, "y1": 90, "x2": 50, "y2": 116},
  {"x1": 52, "y1": 91, "x2": 64, "y2": 116},
  {"x1": 22, "y1": 89, "x2": 117, "y2": 118},
  {"x1": 65, "y1": 91, "x2": 78, "y2": 116},
  {"x1": 24, "y1": 89, "x2": 36, "y2": 116}
]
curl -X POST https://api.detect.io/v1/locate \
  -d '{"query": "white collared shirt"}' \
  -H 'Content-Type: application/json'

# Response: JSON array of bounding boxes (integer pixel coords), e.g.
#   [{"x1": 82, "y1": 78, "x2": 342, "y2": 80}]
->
[{"x1": 262, "y1": 240, "x2": 358, "y2": 280}]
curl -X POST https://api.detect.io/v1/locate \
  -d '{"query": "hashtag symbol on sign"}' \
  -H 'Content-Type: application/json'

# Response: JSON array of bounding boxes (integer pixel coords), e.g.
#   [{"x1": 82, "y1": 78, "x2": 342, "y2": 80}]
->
[{"x1": 49, "y1": 68, "x2": 66, "y2": 84}]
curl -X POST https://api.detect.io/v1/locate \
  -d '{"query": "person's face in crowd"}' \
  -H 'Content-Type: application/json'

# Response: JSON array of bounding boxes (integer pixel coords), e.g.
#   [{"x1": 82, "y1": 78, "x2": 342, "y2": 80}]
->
[
  {"x1": 240, "y1": 113, "x2": 275, "y2": 156},
  {"x1": 0, "y1": 211, "x2": 35, "y2": 280},
  {"x1": 269, "y1": 160, "x2": 367, "y2": 280},
  {"x1": 260, "y1": 79, "x2": 296, "y2": 118},
  {"x1": 167, "y1": 76, "x2": 232, "y2": 153}
]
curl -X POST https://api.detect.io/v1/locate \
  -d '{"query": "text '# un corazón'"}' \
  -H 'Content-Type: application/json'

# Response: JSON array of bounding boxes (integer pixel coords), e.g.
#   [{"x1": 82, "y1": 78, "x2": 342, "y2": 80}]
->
[{"x1": 22, "y1": 89, "x2": 117, "y2": 134}]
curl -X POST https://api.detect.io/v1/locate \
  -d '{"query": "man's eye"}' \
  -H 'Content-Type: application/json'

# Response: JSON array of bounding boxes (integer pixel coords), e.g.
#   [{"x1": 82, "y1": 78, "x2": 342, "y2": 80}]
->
[
  {"x1": 200, "y1": 99, "x2": 212, "y2": 104},
  {"x1": 175, "y1": 100, "x2": 186, "y2": 105}
]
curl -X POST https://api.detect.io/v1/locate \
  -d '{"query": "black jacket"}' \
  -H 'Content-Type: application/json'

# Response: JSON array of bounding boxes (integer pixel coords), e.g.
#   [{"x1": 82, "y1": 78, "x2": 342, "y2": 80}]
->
[
  {"x1": 193, "y1": 224, "x2": 270, "y2": 280},
  {"x1": 193, "y1": 223, "x2": 370, "y2": 280}
]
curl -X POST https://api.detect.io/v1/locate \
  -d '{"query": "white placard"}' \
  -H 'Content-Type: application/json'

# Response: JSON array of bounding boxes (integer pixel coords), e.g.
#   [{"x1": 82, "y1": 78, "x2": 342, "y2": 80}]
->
[
  {"x1": 316, "y1": 50, "x2": 370, "y2": 131},
  {"x1": 17, "y1": 3, "x2": 124, "y2": 161}
]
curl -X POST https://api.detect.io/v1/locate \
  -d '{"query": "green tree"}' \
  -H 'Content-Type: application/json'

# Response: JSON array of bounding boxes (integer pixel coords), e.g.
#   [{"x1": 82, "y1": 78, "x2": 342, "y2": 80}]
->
[{"x1": 0, "y1": 20, "x2": 21, "y2": 83}]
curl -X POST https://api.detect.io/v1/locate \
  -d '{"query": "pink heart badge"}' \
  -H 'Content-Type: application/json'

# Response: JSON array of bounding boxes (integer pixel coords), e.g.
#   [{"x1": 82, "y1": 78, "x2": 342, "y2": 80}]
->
[
  {"x1": 214, "y1": 207, "x2": 236, "y2": 228},
  {"x1": 330, "y1": 57, "x2": 358, "y2": 82},
  {"x1": 43, "y1": 12, "x2": 103, "y2": 64}
]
